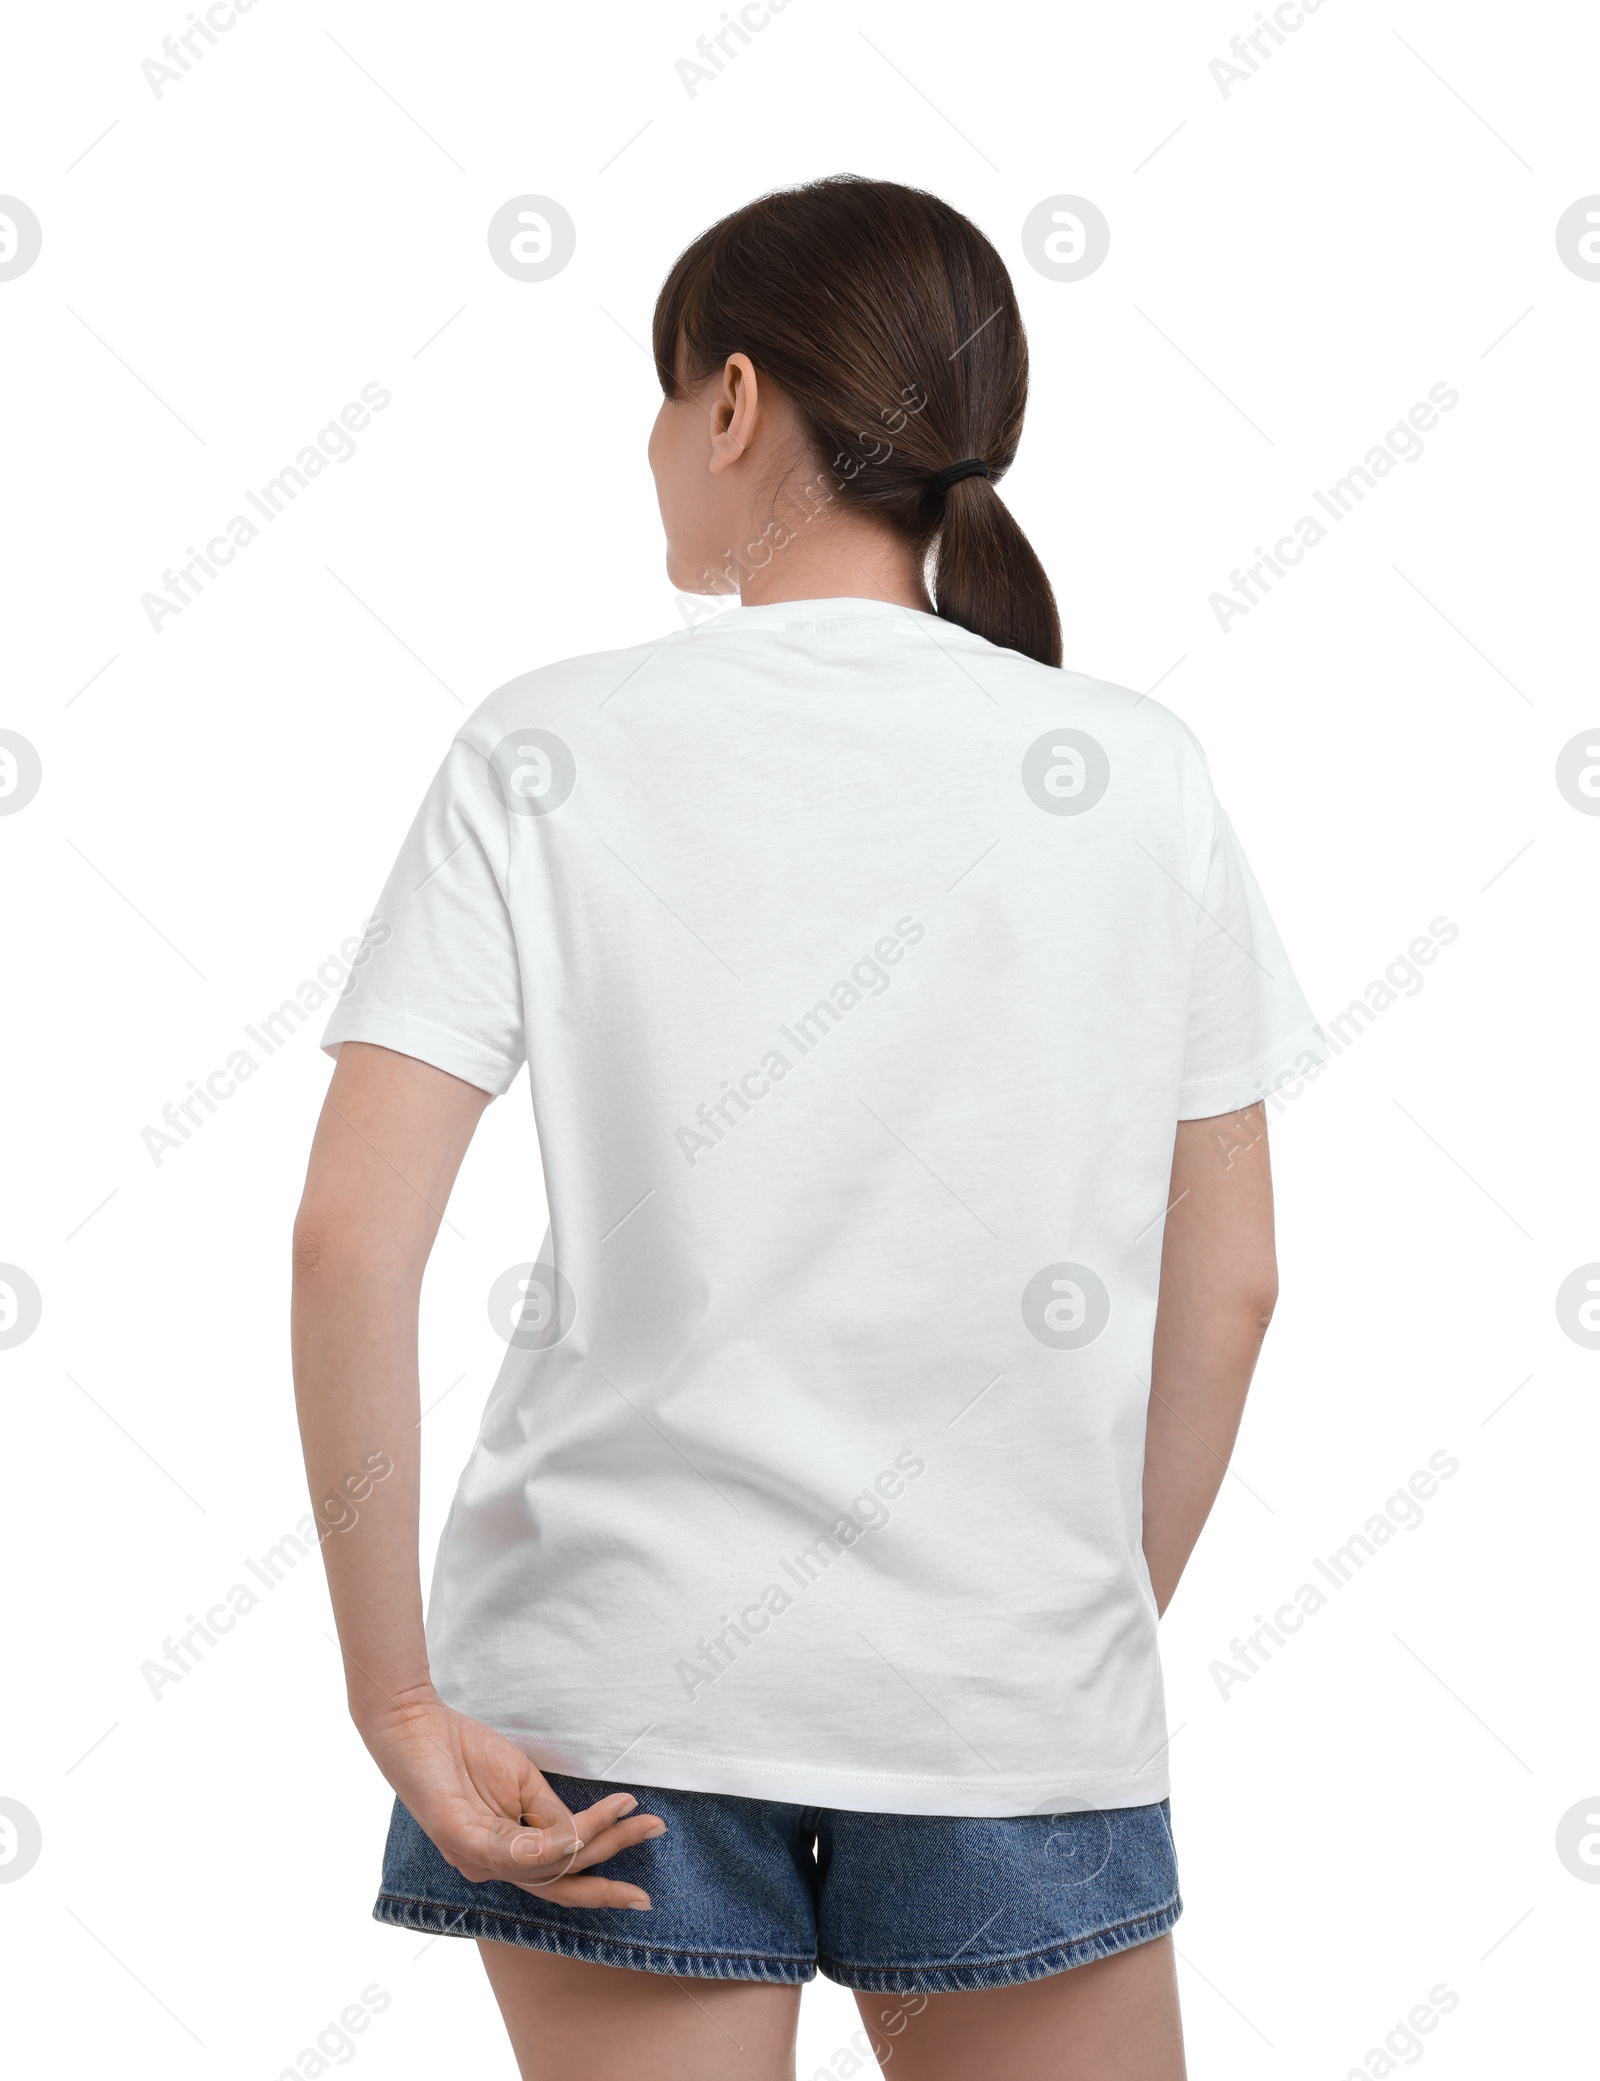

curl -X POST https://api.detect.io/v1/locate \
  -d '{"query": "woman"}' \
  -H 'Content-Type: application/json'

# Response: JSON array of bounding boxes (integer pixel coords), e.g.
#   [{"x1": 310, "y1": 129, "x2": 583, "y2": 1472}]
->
[{"x1": 293, "y1": 175, "x2": 1320, "y2": 2079}]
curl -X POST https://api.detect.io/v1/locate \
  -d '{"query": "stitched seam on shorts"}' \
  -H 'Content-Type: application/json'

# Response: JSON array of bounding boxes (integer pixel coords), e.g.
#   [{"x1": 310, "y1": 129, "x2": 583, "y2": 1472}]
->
[
  {"x1": 823, "y1": 1906, "x2": 1173, "y2": 1981},
  {"x1": 374, "y1": 1891, "x2": 813, "y2": 1969},
  {"x1": 818, "y1": 1894, "x2": 1181, "y2": 1979}
]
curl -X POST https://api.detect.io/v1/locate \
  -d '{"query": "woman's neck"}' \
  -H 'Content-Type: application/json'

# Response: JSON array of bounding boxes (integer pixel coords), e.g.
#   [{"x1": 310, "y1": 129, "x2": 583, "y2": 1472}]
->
[{"x1": 732, "y1": 515, "x2": 933, "y2": 614}]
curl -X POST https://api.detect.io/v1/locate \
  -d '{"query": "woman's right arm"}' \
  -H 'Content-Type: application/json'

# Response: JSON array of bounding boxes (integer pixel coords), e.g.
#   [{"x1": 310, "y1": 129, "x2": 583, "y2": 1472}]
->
[
  {"x1": 1141, "y1": 1104, "x2": 1280, "y2": 1616},
  {"x1": 291, "y1": 1040, "x2": 663, "y2": 1907}
]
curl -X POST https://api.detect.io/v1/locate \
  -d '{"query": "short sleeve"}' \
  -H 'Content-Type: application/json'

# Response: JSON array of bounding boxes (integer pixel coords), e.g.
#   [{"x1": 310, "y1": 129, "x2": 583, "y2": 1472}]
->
[
  {"x1": 321, "y1": 737, "x2": 525, "y2": 1096},
  {"x1": 1178, "y1": 802, "x2": 1326, "y2": 1119}
]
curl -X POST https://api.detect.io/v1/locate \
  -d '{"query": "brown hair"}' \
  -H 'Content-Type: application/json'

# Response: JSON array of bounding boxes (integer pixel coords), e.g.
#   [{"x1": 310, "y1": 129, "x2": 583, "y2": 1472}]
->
[{"x1": 652, "y1": 175, "x2": 1062, "y2": 668}]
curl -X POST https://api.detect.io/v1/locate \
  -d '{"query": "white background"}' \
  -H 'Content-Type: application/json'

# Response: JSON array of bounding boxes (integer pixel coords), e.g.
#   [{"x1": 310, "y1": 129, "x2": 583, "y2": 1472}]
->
[{"x1": 3, "y1": 0, "x2": 1597, "y2": 2074}]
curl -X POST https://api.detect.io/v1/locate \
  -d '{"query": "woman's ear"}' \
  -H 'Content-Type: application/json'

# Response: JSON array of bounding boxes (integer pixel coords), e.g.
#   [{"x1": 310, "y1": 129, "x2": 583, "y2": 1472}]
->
[{"x1": 707, "y1": 353, "x2": 761, "y2": 475}]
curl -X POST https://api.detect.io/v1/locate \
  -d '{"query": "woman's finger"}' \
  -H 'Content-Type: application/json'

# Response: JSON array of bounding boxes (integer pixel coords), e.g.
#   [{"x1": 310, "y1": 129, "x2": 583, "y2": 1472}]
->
[
  {"x1": 527, "y1": 1811, "x2": 667, "y2": 1877},
  {"x1": 566, "y1": 1792, "x2": 655, "y2": 1836},
  {"x1": 520, "y1": 1786, "x2": 627, "y2": 1824},
  {"x1": 453, "y1": 1805, "x2": 663, "y2": 1886},
  {"x1": 506, "y1": 1809, "x2": 666, "y2": 1880},
  {"x1": 516, "y1": 1789, "x2": 635, "y2": 1858},
  {"x1": 517, "y1": 1873, "x2": 654, "y2": 1910}
]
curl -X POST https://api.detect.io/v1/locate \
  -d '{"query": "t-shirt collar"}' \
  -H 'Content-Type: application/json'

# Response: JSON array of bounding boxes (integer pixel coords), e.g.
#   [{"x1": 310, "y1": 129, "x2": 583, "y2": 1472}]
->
[{"x1": 690, "y1": 595, "x2": 947, "y2": 633}]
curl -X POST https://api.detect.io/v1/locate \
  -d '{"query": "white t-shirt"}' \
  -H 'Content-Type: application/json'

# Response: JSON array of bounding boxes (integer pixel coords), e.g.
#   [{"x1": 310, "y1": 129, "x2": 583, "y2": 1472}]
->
[{"x1": 322, "y1": 597, "x2": 1324, "y2": 1818}]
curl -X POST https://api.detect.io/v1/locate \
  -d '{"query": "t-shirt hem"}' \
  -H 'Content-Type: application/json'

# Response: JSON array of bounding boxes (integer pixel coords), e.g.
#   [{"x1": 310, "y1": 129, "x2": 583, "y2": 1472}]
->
[
  {"x1": 1176, "y1": 1014, "x2": 1329, "y2": 1121},
  {"x1": 502, "y1": 1732, "x2": 1172, "y2": 1818},
  {"x1": 320, "y1": 1005, "x2": 520, "y2": 1098}
]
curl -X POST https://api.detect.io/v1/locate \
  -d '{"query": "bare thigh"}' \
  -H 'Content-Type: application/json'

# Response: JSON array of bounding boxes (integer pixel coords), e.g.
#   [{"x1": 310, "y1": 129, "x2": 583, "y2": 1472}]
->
[
  {"x1": 477, "y1": 1940, "x2": 803, "y2": 2081},
  {"x1": 852, "y1": 1934, "x2": 1186, "y2": 2081}
]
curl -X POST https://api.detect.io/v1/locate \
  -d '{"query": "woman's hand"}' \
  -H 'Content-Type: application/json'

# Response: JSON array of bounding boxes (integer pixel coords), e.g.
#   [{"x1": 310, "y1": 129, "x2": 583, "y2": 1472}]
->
[
  {"x1": 293, "y1": 1050, "x2": 665, "y2": 1907},
  {"x1": 358, "y1": 1687, "x2": 666, "y2": 1909}
]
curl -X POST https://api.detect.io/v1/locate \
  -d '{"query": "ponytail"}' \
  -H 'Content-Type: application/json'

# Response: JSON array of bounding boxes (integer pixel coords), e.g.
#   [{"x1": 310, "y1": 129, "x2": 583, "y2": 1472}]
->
[
  {"x1": 653, "y1": 175, "x2": 1064, "y2": 668},
  {"x1": 933, "y1": 475, "x2": 1062, "y2": 670}
]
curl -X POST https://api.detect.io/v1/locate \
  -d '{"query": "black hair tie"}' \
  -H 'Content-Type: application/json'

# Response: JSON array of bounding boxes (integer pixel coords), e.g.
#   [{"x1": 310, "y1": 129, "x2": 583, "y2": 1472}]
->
[{"x1": 932, "y1": 458, "x2": 991, "y2": 493}]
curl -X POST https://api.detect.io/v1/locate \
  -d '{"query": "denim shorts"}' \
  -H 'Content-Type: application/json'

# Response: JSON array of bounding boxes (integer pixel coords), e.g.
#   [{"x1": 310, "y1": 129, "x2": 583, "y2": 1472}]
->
[{"x1": 374, "y1": 1773, "x2": 1180, "y2": 1993}]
